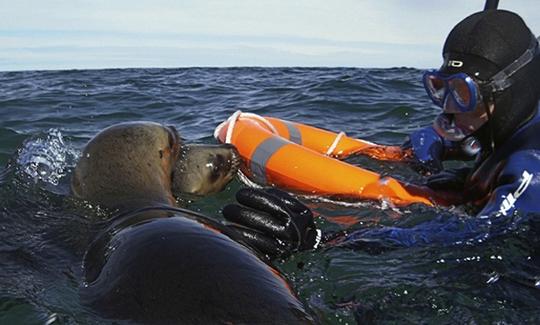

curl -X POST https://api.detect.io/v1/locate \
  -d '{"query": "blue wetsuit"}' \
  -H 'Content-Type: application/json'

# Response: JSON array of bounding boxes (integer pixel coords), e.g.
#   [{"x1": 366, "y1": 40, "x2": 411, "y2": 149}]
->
[{"x1": 344, "y1": 105, "x2": 540, "y2": 248}]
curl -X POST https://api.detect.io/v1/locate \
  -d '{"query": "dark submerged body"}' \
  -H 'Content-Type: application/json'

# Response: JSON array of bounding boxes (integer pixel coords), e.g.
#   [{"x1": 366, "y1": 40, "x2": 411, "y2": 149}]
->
[{"x1": 81, "y1": 207, "x2": 314, "y2": 324}]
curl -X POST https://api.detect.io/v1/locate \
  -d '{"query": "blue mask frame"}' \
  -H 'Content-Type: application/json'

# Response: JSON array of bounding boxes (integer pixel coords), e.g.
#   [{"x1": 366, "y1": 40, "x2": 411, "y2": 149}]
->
[
  {"x1": 423, "y1": 71, "x2": 479, "y2": 113},
  {"x1": 424, "y1": 35, "x2": 540, "y2": 113}
]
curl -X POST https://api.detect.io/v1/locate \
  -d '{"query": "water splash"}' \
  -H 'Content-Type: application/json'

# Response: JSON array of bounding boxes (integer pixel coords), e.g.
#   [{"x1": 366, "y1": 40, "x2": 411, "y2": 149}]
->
[{"x1": 16, "y1": 129, "x2": 79, "y2": 186}]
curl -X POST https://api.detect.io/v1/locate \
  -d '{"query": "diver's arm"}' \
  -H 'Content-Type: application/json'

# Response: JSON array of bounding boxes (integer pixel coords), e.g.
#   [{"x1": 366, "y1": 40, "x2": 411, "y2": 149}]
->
[
  {"x1": 342, "y1": 214, "x2": 493, "y2": 249},
  {"x1": 222, "y1": 151, "x2": 540, "y2": 254},
  {"x1": 343, "y1": 151, "x2": 540, "y2": 249}
]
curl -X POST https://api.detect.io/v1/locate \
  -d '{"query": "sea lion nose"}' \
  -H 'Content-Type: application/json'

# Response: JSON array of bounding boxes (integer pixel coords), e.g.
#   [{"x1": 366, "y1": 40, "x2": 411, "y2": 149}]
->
[
  {"x1": 220, "y1": 143, "x2": 238, "y2": 155},
  {"x1": 215, "y1": 143, "x2": 240, "y2": 165}
]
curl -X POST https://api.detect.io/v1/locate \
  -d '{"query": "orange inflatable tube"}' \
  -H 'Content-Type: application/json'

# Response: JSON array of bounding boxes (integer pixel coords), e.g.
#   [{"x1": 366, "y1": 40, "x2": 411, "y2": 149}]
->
[{"x1": 214, "y1": 111, "x2": 435, "y2": 207}]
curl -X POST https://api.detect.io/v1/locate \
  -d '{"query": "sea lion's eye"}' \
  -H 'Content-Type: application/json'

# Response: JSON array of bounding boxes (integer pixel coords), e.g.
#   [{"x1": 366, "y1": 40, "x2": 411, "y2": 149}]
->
[
  {"x1": 215, "y1": 155, "x2": 225, "y2": 168},
  {"x1": 159, "y1": 150, "x2": 164, "y2": 159},
  {"x1": 210, "y1": 167, "x2": 220, "y2": 182}
]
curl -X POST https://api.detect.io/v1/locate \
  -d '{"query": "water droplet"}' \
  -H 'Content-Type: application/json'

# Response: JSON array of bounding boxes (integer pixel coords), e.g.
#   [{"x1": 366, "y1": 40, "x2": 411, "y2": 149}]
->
[
  {"x1": 44, "y1": 313, "x2": 58, "y2": 325},
  {"x1": 486, "y1": 273, "x2": 500, "y2": 284}
]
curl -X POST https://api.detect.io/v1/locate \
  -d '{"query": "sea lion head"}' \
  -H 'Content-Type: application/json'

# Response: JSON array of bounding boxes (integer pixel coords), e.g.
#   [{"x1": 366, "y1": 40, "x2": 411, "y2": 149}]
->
[
  {"x1": 172, "y1": 144, "x2": 240, "y2": 196},
  {"x1": 71, "y1": 121, "x2": 181, "y2": 210}
]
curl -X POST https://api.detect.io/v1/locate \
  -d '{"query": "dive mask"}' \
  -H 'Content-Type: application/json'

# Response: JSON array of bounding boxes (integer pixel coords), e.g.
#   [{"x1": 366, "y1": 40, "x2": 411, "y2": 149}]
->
[
  {"x1": 423, "y1": 34, "x2": 540, "y2": 114},
  {"x1": 427, "y1": 34, "x2": 540, "y2": 142}
]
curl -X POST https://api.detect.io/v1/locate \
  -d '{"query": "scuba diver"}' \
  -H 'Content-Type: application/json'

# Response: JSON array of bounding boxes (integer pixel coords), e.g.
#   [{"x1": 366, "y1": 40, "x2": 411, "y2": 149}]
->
[{"x1": 221, "y1": 8, "x2": 540, "y2": 257}]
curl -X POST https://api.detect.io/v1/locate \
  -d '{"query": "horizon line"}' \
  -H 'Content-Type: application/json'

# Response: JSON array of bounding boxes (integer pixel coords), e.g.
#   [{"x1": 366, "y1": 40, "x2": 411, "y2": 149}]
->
[{"x1": 0, "y1": 65, "x2": 433, "y2": 73}]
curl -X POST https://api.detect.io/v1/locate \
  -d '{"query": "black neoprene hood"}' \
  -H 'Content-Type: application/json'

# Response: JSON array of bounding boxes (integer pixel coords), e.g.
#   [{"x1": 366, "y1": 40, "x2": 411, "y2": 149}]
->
[
  {"x1": 439, "y1": 9, "x2": 540, "y2": 149},
  {"x1": 441, "y1": 10, "x2": 533, "y2": 80}
]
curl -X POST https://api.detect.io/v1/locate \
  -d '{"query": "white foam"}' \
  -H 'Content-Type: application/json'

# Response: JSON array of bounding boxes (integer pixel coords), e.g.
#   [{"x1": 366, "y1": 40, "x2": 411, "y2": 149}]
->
[{"x1": 16, "y1": 129, "x2": 79, "y2": 185}]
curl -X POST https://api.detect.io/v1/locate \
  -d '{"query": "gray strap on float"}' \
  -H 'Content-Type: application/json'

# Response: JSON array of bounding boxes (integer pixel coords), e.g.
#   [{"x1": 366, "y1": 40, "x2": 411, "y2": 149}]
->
[
  {"x1": 283, "y1": 121, "x2": 302, "y2": 145},
  {"x1": 250, "y1": 137, "x2": 289, "y2": 184}
]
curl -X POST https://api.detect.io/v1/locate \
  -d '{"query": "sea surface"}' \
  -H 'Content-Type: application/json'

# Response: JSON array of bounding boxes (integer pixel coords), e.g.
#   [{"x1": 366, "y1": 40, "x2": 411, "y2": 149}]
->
[{"x1": 1, "y1": 67, "x2": 539, "y2": 324}]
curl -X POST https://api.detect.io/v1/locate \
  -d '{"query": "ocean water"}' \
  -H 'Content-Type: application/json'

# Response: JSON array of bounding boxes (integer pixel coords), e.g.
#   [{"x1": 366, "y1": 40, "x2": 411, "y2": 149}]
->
[{"x1": 1, "y1": 67, "x2": 539, "y2": 324}]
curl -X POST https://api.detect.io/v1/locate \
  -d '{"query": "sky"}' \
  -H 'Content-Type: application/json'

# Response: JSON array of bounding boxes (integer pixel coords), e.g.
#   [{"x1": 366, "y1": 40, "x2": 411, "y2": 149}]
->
[{"x1": 1, "y1": 0, "x2": 539, "y2": 71}]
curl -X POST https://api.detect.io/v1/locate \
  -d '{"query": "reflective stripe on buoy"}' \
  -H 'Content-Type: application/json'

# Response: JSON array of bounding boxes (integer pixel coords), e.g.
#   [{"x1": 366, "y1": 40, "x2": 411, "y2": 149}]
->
[
  {"x1": 283, "y1": 121, "x2": 302, "y2": 145},
  {"x1": 250, "y1": 137, "x2": 289, "y2": 183}
]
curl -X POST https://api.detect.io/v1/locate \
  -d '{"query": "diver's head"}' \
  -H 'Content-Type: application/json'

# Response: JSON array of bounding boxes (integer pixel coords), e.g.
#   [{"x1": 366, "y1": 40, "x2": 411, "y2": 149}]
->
[{"x1": 424, "y1": 9, "x2": 540, "y2": 151}]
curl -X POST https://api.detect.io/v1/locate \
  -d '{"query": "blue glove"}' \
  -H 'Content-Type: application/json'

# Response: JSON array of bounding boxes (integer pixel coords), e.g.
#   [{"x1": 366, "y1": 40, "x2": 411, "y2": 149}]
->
[{"x1": 402, "y1": 126, "x2": 444, "y2": 174}]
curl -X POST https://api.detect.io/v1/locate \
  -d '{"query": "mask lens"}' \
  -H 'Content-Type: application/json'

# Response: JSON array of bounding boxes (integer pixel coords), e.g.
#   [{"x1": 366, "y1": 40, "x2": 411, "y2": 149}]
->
[
  {"x1": 425, "y1": 74, "x2": 446, "y2": 103},
  {"x1": 442, "y1": 92, "x2": 465, "y2": 114},
  {"x1": 448, "y1": 77, "x2": 472, "y2": 108}
]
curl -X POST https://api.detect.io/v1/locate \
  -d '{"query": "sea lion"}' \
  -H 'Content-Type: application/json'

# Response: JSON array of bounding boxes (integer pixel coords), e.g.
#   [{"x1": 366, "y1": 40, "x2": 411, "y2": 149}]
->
[
  {"x1": 73, "y1": 121, "x2": 314, "y2": 324},
  {"x1": 71, "y1": 121, "x2": 180, "y2": 210},
  {"x1": 172, "y1": 143, "x2": 240, "y2": 196},
  {"x1": 71, "y1": 122, "x2": 239, "y2": 208}
]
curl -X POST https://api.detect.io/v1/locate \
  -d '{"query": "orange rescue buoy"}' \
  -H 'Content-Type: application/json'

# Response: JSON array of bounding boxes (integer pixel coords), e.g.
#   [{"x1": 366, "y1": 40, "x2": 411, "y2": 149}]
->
[{"x1": 214, "y1": 111, "x2": 434, "y2": 207}]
